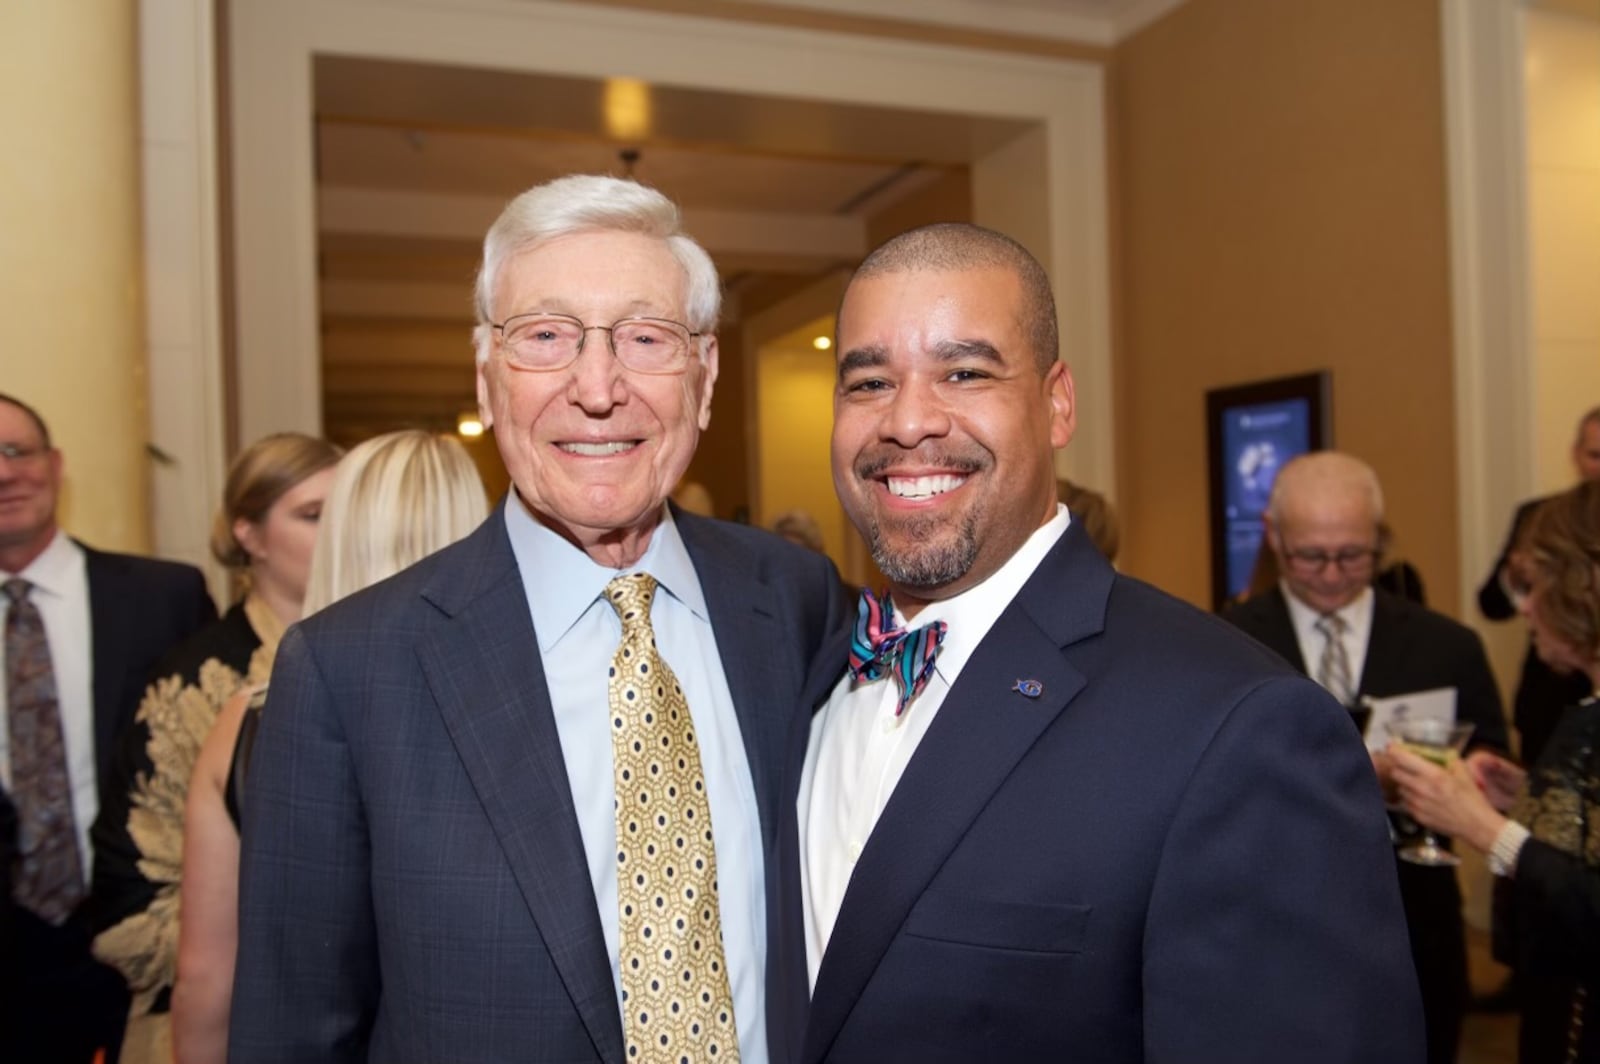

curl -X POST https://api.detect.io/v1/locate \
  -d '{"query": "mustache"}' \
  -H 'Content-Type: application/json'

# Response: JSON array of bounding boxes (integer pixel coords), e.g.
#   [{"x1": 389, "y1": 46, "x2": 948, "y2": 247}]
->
[{"x1": 854, "y1": 447, "x2": 987, "y2": 481}]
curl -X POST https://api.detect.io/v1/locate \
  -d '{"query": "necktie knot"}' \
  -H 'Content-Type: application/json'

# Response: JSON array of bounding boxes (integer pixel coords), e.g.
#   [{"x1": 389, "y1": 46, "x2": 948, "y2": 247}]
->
[
  {"x1": 3, "y1": 577, "x2": 32, "y2": 605},
  {"x1": 848, "y1": 588, "x2": 947, "y2": 717},
  {"x1": 1315, "y1": 612, "x2": 1346, "y2": 638},
  {"x1": 604, "y1": 573, "x2": 658, "y2": 635}
]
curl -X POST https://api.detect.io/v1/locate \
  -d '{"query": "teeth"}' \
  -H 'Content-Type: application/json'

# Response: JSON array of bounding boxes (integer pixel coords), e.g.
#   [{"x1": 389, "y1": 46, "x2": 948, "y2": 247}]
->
[
  {"x1": 886, "y1": 474, "x2": 965, "y2": 499},
  {"x1": 560, "y1": 441, "x2": 636, "y2": 456}
]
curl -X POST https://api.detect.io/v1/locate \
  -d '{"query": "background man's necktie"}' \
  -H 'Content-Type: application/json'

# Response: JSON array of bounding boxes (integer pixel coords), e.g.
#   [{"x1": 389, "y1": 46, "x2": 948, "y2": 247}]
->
[
  {"x1": 1314, "y1": 612, "x2": 1354, "y2": 706},
  {"x1": 848, "y1": 587, "x2": 946, "y2": 716},
  {"x1": 604, "y1": 573, "x2": 739, "y2": 1063},
  {"x1": 4, "y1": 577, "x2": 85, "y2": 923}
]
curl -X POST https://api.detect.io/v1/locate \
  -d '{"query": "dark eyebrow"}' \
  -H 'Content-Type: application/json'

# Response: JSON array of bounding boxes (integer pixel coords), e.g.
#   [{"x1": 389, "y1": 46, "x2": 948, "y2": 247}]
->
[
  {"x1": 931, "y1": 338, "x2": 1003, "y2": 364},
  {"x1": 838, "y1": 344, "x2": 889, "y2": 379}
]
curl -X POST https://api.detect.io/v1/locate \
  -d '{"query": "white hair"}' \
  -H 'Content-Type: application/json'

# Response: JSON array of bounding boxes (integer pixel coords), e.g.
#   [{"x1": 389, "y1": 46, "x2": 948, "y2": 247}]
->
[{"x1": 471, "y1": 174, "x2": 720, "y2": 365}]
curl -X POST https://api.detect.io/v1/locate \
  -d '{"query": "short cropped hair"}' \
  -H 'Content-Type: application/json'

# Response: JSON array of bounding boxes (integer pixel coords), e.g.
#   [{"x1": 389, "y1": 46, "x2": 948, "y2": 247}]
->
[
  {"x1": 209, "y1": 433, "x2": 343, "y2": 570},
  {"x1": 1578, "y1": 405, "x2": 1600, "y2": 442},
  {"x1": 0, "y1": 392, "x2": 53, "y2": 449},
  {"x1": 852, "y1": 222, "x2": 1059, "y2": 372},
  {"x1": 301, "y1": 430, "x2": 489, "y2": 615},
  {"x1": 472, "y1": 175, "x2": 720, "y2": 364},
  {"x1": 1517, "y1": 480, "x2": 1600, "y2": 665}
]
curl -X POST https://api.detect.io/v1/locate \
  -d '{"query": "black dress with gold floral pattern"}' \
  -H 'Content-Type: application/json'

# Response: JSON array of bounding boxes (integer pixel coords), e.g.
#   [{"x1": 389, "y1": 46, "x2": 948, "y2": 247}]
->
[
  {"x1": 84, "y1": 597, "x2": 282, "y2": 1032},
  {"x1": 1499, "y1": 695, "x2": 1600, "y2": 1063}
]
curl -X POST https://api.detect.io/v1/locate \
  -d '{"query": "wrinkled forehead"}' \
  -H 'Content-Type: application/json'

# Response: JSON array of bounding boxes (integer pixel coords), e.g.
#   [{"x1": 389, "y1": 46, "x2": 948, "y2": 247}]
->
[{"x1": 495, "y1": 231, "x2": 689, "y2": 319}]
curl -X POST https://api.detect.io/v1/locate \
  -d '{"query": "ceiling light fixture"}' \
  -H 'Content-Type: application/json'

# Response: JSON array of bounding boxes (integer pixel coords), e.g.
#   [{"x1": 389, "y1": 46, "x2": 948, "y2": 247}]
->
[
  {"x1": 457, "y1": 413, "x2": 485, "y2": 438},
  {"x1": 813, "y1": 336, "x2": 832, "y2": 351}
]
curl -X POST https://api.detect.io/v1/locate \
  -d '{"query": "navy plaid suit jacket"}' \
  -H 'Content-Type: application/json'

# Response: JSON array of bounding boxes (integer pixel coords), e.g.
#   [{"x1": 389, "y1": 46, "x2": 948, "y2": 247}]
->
[{"x1": 229, "y1": 504, "x2": 848, "y2": 1063}]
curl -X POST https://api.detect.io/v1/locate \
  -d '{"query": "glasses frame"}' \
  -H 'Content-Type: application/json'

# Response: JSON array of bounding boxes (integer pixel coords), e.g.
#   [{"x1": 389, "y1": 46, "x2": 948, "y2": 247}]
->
[
  {"x1": 0, "y1": 442, "x2": 49, "y2": 463},
  {"x1": 489, "y1": 312, "x2": 702, "y2": 376},
  {"x1": 1280, "y1": 542, "x2": 1382, "y2": 576}
]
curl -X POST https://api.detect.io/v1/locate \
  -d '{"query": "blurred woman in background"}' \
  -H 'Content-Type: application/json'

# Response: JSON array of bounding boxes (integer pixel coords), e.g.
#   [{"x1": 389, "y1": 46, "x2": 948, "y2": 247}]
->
[
  {"x1": 171, "y1": 429, "x2": 487, "y2": 1064},
  {"x1": 86, "y1": 431, "x2": 340, "y2": 1063},
  {"x1": 1393, "y1": 480, "x2": 1600, "y2": 1063}
]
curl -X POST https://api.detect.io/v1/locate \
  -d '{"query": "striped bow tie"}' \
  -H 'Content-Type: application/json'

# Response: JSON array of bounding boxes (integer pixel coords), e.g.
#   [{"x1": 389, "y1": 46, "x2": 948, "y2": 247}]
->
[{"x1": 847, "y1": 588, "x2": 947, "y2": 717}]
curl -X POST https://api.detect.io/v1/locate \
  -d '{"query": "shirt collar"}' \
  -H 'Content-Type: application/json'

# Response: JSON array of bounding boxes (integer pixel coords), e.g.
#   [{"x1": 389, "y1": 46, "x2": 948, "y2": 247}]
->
[
  {"x1": 503, "y1": 493, "x2": 707, "y2": 652},
  {"x1": 889, "y1": 504, "x2": 1072, "y2": 683},
  {"x1": 2, "y1": 529, "x2": 82, "y2": 597},
  {"x1": 1280, "y1": 581, "x2": 1374, "y2": 645}
]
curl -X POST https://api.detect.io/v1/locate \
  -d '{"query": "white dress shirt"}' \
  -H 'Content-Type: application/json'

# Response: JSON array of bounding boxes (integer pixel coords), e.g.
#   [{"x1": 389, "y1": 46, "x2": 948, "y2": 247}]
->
[
  {"x1": 1282, "y1": 582, "x2": 1374, "y2": 701},
  {"x1": 797, "y1": 504, "x2": 1072, "y2": 987},
  {"x1": 502, "y1": 495, "x2": 769, "y2": 1064},
  {"x1": 1, "y1": 529, "x2": 96, "y2": 876}
]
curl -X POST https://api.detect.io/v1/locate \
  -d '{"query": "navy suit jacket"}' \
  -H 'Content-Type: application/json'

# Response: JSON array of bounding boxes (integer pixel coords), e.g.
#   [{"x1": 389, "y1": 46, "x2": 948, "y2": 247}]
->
[
  {"x1": 781, "y1": 526, "x2": 1424, "y2": 1063},
  {"x1": 230, "y1": 506, "x2": 848, "y2": 1064}
]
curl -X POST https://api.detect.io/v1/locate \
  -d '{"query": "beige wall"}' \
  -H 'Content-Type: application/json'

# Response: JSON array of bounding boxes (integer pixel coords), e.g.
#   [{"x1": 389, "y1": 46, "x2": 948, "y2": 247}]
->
[
  {"x1": 1, "y1": 2, "x2": 147, "y2": 552},
  {"x1": 1526, "y1": 9, "x2": 1600, "y2": 491},
  {"x1": 1111, "y1": 0, "x2": 1460, "y2": 613}
]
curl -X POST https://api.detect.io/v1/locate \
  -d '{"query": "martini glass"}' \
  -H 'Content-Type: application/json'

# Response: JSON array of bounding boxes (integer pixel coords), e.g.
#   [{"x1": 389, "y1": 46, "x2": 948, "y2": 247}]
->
[{"x1": 1387, "y1": 719, "x2": 1476, "y2": 867}]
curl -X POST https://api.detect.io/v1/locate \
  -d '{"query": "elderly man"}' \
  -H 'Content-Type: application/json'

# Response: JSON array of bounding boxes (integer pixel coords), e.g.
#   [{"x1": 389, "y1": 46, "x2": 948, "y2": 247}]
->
[
  {"x1": 229, "y1": 176, "x2": 848, "y2": 1063},
  {"x1": 1479, "y1": 405, "x2": 1600, "y2": 766},
  {"x1": 784, "y1": 224, "x2": 1422, "y2": 1062},
  {"x1": 1224, "y1": 450, "x2": 1509, "y2": 1064},
  {"x1": 1, "y1": 393, "x2": 215, "y2": 1062}
]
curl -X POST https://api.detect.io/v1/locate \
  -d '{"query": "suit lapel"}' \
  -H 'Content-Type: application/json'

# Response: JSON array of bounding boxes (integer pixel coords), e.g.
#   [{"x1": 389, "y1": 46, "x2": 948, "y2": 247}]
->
[
  {"x1": 82, "y1": 547, "x2": 130, "y2": 780},
  {"x1": 1354, "y1": 590, "x2": 1409, "y2": 698},
  {"x1": 414, "y1": 514, "x2": 625, "y2": 1064},
  {"x1": 803, "y1": 528, "x2": 1110, "y2": 1062},
  {"x1": 1258, "y1": 589, "x2": 1308, "y2": 674},
  {"x1": 677, "y1": 512, "x2": 789, "y2": 845}
]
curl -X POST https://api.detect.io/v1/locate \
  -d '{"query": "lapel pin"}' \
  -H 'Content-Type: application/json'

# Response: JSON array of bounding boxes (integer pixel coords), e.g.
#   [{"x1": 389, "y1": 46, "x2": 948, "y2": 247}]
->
[{"x1": 1012, "y1": 678, "x2": 1043, "y2": 699}]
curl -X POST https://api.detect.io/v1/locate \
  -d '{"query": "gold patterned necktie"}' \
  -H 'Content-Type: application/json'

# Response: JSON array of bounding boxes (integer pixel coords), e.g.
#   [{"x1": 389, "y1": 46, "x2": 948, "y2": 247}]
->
[
  {"x1": 5, "y1": 577, "x2": 85, "y2": 923},
  {"x1": 1315, "y1": 612, "x2": 1353, "y2": 705},
  {"x1": 604, "y1": 573, "x2": 739, "y2": 1063}
]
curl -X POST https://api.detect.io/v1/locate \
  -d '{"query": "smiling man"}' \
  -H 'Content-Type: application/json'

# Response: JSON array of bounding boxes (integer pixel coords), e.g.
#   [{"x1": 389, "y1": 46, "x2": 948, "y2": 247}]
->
[
  {"x1": 230, "y1": 176, "x2": 848, "y2": 1064},
  {"x1": 786, "y1": 224, "x2": 1424, "y2": 1062}
]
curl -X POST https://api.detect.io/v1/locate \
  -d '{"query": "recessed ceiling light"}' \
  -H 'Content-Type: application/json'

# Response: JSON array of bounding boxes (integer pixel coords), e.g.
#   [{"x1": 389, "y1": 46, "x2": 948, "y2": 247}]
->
[{"x1": 813, "y1": 336, "x2": 832, "y2": 351}]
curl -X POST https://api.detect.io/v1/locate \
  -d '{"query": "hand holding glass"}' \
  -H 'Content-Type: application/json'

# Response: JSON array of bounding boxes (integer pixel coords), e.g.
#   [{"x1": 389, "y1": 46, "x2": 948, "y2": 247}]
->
[{"x1": 1387, "y1": 719, "x2": 1476, "y2": 867}]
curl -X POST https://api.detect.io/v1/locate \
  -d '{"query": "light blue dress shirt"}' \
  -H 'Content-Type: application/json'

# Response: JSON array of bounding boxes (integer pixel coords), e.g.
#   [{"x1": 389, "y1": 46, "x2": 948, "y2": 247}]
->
[{"x1": 503, "y1": 496, "x2": 769, "y2": 1063}]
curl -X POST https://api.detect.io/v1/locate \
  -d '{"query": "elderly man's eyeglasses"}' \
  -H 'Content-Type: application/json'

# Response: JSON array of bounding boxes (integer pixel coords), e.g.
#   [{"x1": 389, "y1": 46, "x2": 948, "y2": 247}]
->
[
  {"x1": 1281, "y1": 545, "x2": 1381, "y2": 575},
  {"x1": 0, "y1": 443, "x2": 48, "y2": 463},
  {"x1": 490, "y1": 313, "x2": 700, "y2": 375}
]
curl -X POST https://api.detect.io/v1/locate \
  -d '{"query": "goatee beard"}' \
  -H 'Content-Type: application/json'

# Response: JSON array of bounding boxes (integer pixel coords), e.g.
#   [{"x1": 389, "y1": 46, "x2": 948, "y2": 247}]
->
[{"x1": 868, "y1": 509, "x2": 980, "y2": 589}]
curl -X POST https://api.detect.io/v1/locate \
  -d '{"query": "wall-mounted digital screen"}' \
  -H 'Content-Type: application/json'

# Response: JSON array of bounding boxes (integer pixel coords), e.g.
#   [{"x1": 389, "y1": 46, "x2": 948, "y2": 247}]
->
[{"x1": 1206, "y1": 373, "x2": 1330, "y2": 610}]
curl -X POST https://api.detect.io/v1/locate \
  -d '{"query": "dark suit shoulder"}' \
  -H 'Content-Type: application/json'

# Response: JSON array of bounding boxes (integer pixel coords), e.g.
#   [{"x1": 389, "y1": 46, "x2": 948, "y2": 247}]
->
[
  {"x1": 676, "y1": 511, "x2": 842, "y2": 586},
  {"x1": 1112, "y1": 576, "x2": 1301, "y2": 680},
  {"x1": 81, "y1": 543, "x2": 208, "y2": 591}
]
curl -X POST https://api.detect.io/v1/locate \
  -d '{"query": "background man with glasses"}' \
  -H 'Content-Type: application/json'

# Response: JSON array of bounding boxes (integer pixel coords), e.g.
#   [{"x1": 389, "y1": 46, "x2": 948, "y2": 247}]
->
[
  {"x1": 1224, "y1": 449, "x2": 1508, "y2": 1064},
  {"x1": 229, "y1": 175, "x2": 848, "y2": 1063},
  {"x1": 1, "y1": 392, "x2": 215, "y2": 1063}
]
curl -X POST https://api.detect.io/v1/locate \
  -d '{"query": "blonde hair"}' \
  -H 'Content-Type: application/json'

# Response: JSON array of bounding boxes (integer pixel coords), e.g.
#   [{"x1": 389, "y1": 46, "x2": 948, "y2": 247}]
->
[
  {"x1": 209, "y1": 433, "x2": 343, "y2": 569},
  {"x1": 301, "y1": 430, "x2": 489, "y2": 615}
]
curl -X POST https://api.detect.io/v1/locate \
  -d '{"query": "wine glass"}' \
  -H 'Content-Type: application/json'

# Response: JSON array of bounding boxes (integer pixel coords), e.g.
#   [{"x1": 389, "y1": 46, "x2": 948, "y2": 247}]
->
[{"x1": 1387, "y1": 718, "x2": 1476, "y2": 867}]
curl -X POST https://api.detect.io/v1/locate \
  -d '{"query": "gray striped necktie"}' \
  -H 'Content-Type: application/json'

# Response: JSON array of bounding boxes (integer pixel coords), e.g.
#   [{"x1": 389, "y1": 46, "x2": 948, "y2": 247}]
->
[{"x1": 1314, "y1": 612, "x2": 1354, "y2": 705}]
